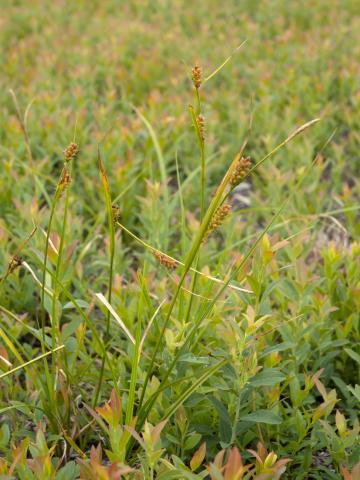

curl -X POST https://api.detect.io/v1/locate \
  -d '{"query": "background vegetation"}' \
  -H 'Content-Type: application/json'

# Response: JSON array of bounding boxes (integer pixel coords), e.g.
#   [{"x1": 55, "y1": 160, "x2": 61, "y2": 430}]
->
[{"x1": 0, "y1": 0, "x2": 359, "y2": 478}]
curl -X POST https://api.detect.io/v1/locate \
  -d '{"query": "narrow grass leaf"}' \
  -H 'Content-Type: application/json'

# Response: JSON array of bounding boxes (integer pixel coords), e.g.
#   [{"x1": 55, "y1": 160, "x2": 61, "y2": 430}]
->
[
  {"x1": 0, "y1": 345, "x2": 64, "y2": 380},
  {"x1": 95, "y1": 292, "x2": 135, "y2": 344}
]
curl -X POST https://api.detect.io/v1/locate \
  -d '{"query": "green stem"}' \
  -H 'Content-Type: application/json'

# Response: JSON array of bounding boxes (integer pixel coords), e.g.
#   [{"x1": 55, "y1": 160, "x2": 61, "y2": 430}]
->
[
  {"x1": 40, "y1": 176, "x2": 63, "y2": 407},
  {"x1": 94, "y1": 149, "x2": 116, "y2": 407}
]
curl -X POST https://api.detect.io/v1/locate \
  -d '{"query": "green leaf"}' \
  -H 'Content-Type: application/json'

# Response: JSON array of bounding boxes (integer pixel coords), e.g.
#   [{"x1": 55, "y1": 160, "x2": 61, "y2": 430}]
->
[
  {"x1": 208, "y1": 396, "x2": 232, "y2": 426},
  {"x1": 344, "y1": 348, "x2": 360, "y2": 365},
  {"x1": 184, "y1": 433, "x2": 201, "y2": 451},
  {"x1": 179, "y1": 354, "x2": 210, "y2": 365},
  {"x1": 56, "y1": 461, "x2": 79, "y2": 480},
  {"x1": 347, "y1": 384, "x2": 360, "y2": 402},
  {"x1": 278, "y1": 279, "x2": 299, "y2": 301},
  {"x1": 63, "y1": 299, "x2": 89, "y2": 310},
  {"x1": 240, "y1": 409, "x2": 282, "y2": 425},
  {"x1": 0, "y1": 424, "x2": 10, "y2": 447},
  {"x1": 161, "y1": 359, "x2": 227, "y2": 420},
  {"x1": 260, "y1": 342, "x2": 295, "y2": 357},
  {"x1": 248, "y1": 368, "x2": 286, "y2": 387}
]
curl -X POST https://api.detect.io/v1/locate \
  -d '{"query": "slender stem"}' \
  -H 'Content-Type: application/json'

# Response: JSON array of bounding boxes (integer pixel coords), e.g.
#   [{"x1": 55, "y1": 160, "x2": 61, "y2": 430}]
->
[
  {"x1": 125, "y1": 273, "x2": 145, "y2": 426},
  {"x1": 40, "y1": 179, "x2": 63, "y2": 405},
  {"x1": 184, "y1": 92, "x2": 205, "y2": 324},
  {"x1": 94, "y1": 150, "x2": 116, "y2": 407},
  {"x1": 52, "y1": 162, "x2": 73, "y2": 426},
  {"x1": 51, "y1": 167, "x2": 71, "y2": 345}
]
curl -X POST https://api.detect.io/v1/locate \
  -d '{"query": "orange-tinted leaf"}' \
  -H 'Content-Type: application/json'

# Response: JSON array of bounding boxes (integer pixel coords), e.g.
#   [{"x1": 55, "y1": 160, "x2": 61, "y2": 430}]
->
[
  {"x1": 351, "y1": 461, "x2": 360, "y2": 480},
  {"x1": 314, "y1": 378, "x2": 327, "y2": 401},
  {"x1": 190, "y1": 442, "x2": 206, "y2": 471},
  {"x1": 224, "y1": 447, "x2": 244, "y2": 480},
  {"x1": 151, "y1": 419, "x2": 167, "y2": 446},
  {"x1": 214, "y1": 449, "x2": 225, "y2": 469},
  {"x1": 340, "y1": 465, "x2": 351, "y2": 480},
  {"x1": 90, "y1": 444, "x2": 102, "y2": 464},
  {"x1": 109, "y1": 389, "x2": 122, "y2": 425},
  {"x1": 124, "y1": 425, "x2": 146, "y2": 450}
]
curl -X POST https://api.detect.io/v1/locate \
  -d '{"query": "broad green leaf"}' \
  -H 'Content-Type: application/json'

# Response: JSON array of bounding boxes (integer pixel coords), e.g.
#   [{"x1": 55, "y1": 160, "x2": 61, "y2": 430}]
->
[
  {"x1": 344, "y1": 348, "x2": 360, "y2": 365},
  {"x1": 184, "y1": 433, "x2": 201, "y2": 451},
  {"x1": 347, "y1": 384, "x2": 360, "y2": 402},
  {"x1": 248, "y1": 368, "x2": 286, "y2": 387},
  {"x1": 240, "y1": 409, "x2": 282, "y2": 425}
]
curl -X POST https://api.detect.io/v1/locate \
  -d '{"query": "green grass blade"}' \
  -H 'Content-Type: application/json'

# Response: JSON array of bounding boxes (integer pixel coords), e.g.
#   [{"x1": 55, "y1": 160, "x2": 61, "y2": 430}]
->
[
  {"x1": 0, "y1": 345, "x2": 64, "y2": 380},
  {"x1": 161, "y1": 359, "x2": 227, "y2": 420}
]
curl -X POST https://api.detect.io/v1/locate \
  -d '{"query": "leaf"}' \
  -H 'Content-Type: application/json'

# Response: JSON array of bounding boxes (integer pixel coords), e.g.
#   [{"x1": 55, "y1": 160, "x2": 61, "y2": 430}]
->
[
  {"x1": 161, "y1": 359, "x2": 227, "y2": 420},
  {"x1": 95, "y1": 292, "x2": 135, "y2": 344},
  {"x1": 190, "y1": 442, "x2": 206, "y2": 471},
  {"x1": 179, "y1": 354, "x2": 211, "y2": 365},
  {"x1": 347, "y1": 384, "x2": 360, "y2": 402},
  {"x1": 260, "y1": 342, "x2": 295, "y2": 358},
  {"x1": 248, "y1": 369, "x2": 286, "y2": 387},
  {"x1": 278, "y1": 279, "x2": 299, "y2": 301},
  {"x1": 56, "y1": 461, "x2": 79, "y2": 480},
  {"x1": 240, "y1": 410, "x2": 282, "y2": 425},
  {"x1": 0, "y1": 345, "x2": 64, "y2": 380},
  {"x1": 208, "y1": 396, "x2": 232, "y2": 427},
  {"x1": 344, "y1": 348, "x2": 360, "y2": 365},
  {"x1": 203, "y1": 40, "x2": 247, "y2": 84},
  {"x1": 223, "y1": 447, "x2": 249, "y2": 480},
  {"x1": 184, "y1": 434, "x2": 201, "y2": 451},
  {"x1": 63, "y1": 299, "x2": 89, "y2": 310}
]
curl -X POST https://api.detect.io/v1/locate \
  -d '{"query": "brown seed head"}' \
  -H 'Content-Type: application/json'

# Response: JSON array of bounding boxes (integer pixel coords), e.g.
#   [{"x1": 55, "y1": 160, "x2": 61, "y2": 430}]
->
[
  {"x1": 153, "y1": 250, "x2": 177, "y2": 270},
  {"x1": 112, "y1": 204, "x2": 121, "y2": 222},
  {"x1": 8, "y1": 255, "x2": 23, "y2": 274},
  {"x1": 229, "y1": 156, "x2": 251, "y2": 187},
  {"x1": 192, "y1": 64, "x2": 202, "y2": 89},
  {"x1": 59, "y1": 165, "x2": 72, "y2": 192},
  {"x1": 64, "y1": 142, "x2": 79, "y2": 162},
  {"x1": 197, "y1": 114, "x2": 205, "y2": 142},
  {"x1": 205, "y1": 203, "x2": 232, "y2": 240}
]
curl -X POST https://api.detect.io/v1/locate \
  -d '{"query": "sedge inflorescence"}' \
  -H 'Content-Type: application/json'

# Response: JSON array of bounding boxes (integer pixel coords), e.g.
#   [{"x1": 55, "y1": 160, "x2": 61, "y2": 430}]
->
[
  {"x1": 153, "y1": 250, "x2": 177, "y2": 270},
  {"x1": 197, "y1": 114, "x2": 205, "y2": 142},
  {"x1": 58, "y1": 142, "x2": 78, "y2": 193},
  {"x1": 8, "y1": 255, "x2": 23, "y2": 274},
  {"x1": 229, "y1": 155, "x2": 251, "y2": 187},
  {"x1": 58, "y1": 165, "x2": 72, "y2": 192},
  {"x1": 192, "y1": 64, "x2": 202, "y2": 89},
  {"x1": 205, "y1": 203, "x2": 232, "y2": 240},
  {"x1": 64, "y1": 142, "x2": 79, "y2": 163}
]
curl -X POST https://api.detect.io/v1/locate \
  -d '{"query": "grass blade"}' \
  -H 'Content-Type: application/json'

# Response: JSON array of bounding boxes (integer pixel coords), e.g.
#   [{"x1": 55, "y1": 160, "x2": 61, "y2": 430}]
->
[{"x1": 0, "y1": 345, "x2": 64, "y2": 380}]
